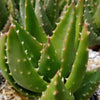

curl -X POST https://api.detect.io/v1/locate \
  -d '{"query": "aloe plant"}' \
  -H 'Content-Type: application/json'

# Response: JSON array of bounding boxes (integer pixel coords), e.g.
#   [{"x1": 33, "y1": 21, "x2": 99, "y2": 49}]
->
[
  {"x1": 7, "y1": 0, "x2": 68, "y2": 35},
  {"x1": 2, "y1": 0, "x2": 100, "y2": 47},
  {"x1": 0, "y1": 0, "x2": 9, "y2": 31},
  {"x1": 84, "y1": 0, "x2": 100, "y2": 48},
  {"x1": 0, "y1": 0, "x2": 100, "y2": 100}
]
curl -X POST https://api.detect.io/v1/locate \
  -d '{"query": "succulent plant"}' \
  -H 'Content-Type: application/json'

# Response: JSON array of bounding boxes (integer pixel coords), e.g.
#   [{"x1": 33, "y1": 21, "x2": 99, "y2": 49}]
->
[
  {"x1": 84, "y1": 0, "x2": 100, "y2": 48},
  {"x1": 18, "y1": 0, "x2": 67, "y2": 35},
  {"x1": 2, "y1": 0, "x2": 100, "y2": 48},
  {"x1": 0, "y1": 0, "x2": 100, "y2": 100},
  {"x1": 0, "y1": 0, "x2": 9, "y2": 31},
  {"x1": 63, "y1": 0, "x2": 100, "y2": 49}
]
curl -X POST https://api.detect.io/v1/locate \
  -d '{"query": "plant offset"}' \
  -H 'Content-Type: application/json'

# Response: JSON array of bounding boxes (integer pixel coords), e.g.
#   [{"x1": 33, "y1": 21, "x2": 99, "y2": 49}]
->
[{"x1": 0, "y1": 0, "x2": 100, "y2": 100}]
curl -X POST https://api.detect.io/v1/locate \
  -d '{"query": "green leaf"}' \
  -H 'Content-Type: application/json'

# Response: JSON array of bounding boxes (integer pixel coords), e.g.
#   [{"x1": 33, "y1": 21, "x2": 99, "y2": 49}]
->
[
  {"x1": 51, "y1": 3, "x2": 75, "y2": 60},
  {"x1": 35, "y1": 0, "x2": 53, "y2": 35},
  {"x1": 75, "y1": 0, "x2": 85, "y2": 51},
  {"x1": 25, "y1": 0, "x2": 47, "y2": 43},
  {"x1": 61, "y1": 7, "x2": 76, "y2": 78},
  {"x1": 40, "y1": 71, "x2": 74, "y2": 100},
  {"x1": 65, "y1": 22, "x2": 89, "y2": 93},
  {"x1": 0, "y1": 0, "x2": 8, "y2": 31},
  {"x1": 38, "y1": 39, "x2": 60, "y2": 82},
  {"x1": 13, "y1": 20, "x2": 43, "y2": 68},
  {"x1": 75, "y1": 68, "x2": 100, "y2": 100},
  {"x1": 7, "y1": 26, "x2": 47, "y2": 93},
  {"x1": 0, "y1": 34, "x2": 40, "y2": 97}
]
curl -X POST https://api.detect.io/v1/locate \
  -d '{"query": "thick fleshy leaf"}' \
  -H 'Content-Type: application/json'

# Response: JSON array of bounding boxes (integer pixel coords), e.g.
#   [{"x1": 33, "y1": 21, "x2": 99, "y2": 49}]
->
[
  {"x1": 38, "y1": 39, "x2": 60, "y2": 82},
  {"x1": 75, "y1": 0, "x2": 85, "y2": 51},
  {"x1": 13, "y1": 21, "x2": 42, "y2": 68},
  {"x1": 75, "y1": 68, "x2": 100, "y2": 100},
  {"x1": 35, "y1": 0, "x2": 53, "y2": 35},
  {"x1": 0, "y1": 34, "x2": 40, "y2": 97},
  {"x1": 51, "y1": 2, "x2": 75, "y2": 60},
  {"x1": 0, "y1": 0, "x2": 8, "y2": 31},
  {"x1": 65, "y1": 22, "x2": 89, "y2": 93},
  {"x1": 94, "y1": 5, "x2": 100, "y2": 29},
  {"x1": 61, "y1": 7, "x2": 76, "y2": 78},
  {"x1": 19, "y1": 0, "x2": 25, "y2": 27},
  {"x1": 7, "y1": 26, "x2": 47, "y2": 93},
  {"x1": 84, "y1": 0, "x2": 100, "y2": 47},
  {"x1": 44, "y1": 0, "x2": 58, "y2": 28},
  {"x1": 25, "y1": 0, "x2": 47, "y2": 43},
  {"x1": 40, "y1": 72, "x2": 74, "y2": 100}
]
